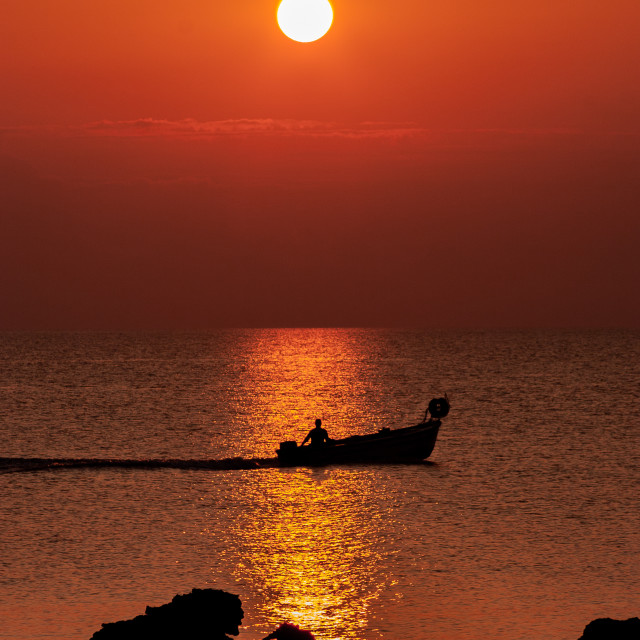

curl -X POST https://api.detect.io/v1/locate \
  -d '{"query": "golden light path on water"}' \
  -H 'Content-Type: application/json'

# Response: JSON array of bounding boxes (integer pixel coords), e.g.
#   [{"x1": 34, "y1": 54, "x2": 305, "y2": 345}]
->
[
  {"x1": 201, "y1": 330, "x2": 407, "y2": 639},
  {"x1": 216, "y1": 468, "x2": 397, "y2": 640},
  {"x1": 219, "y1": 329, "x2": 422, "y2": 459}
]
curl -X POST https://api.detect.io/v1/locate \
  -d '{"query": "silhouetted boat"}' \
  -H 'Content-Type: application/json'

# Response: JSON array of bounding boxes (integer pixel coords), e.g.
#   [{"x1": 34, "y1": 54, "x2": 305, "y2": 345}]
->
[{"x1": 276, "y1": 396, "x2": 449, "y2": 467}]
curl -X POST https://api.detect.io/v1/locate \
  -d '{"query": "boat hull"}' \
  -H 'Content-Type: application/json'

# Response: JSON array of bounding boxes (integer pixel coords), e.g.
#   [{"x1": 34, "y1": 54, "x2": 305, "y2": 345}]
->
[{"x1": 276, "y1": 420, "x2": 441, "y2": 467}]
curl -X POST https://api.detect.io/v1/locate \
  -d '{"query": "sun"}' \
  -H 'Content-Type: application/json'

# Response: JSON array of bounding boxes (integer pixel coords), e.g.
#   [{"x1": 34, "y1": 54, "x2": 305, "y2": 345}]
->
[{"x1": 277, "y1": 0, "x2": 333, "y2": 43}]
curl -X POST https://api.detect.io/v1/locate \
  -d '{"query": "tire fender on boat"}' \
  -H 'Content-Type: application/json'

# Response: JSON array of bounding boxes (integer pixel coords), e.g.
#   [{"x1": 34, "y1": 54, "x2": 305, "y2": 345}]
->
[{"x1": 428, "y1": 397, "x2": 450, "y2": 419}]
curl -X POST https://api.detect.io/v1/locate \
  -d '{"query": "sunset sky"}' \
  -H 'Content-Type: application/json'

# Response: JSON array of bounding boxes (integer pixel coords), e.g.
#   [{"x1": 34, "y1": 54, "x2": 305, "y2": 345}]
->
[{"x1": 1, "y1": 0, "x2": 639, "y2": 329}]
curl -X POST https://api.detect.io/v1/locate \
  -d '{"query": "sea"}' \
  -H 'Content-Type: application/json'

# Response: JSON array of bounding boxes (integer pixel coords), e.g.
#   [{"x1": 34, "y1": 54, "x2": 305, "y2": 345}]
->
[{"x1": 1, "y1": 329, "x2": 638, "y2": 640}]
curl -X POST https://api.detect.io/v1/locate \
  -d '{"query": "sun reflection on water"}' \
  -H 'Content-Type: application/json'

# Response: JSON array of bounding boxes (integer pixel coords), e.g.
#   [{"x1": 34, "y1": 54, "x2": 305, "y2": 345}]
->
[
  {"x1": 201, "y1": 330, "x2": 409, "y2": 638},
  {"x1": 222, "y1": 329, "x2": 407, "y2": 459},
  {"x1": 221, "y1": 468, "x2": 397, "y2": 640}
]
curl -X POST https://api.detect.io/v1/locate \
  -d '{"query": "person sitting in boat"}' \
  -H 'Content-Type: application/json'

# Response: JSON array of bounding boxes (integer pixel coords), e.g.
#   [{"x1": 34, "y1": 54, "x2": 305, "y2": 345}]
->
[{"x1": 301, "y1": 419, "x2": 331, "y2": 447}]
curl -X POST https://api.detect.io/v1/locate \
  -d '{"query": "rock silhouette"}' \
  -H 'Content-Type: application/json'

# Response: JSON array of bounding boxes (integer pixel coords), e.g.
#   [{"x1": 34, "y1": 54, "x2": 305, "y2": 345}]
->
[
  {"x1": 90, "y1": 588, "x2": 243, "y2": 640},
  {"x1": 90, "y1": 588, "x2": 316, "y2": 640},
  {"x1": 262, "y1": 622, "x2": 315, "y2": 640},
  {"x1": 92, "y1": 589, "x2": 639, "y2": 640},
  {"x1": 578, "y1": 617, "x2": 640, "y2": 640}
]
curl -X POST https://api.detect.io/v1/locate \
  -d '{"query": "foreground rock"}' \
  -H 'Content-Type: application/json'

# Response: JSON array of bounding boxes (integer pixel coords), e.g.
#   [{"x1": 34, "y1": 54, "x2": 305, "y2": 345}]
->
[
  {"x1": 262, "y1": 623, "x2": 315, "y2": 640},
  {"x1": 90, "y1": 589, "x2": 315, "y2": 640},
  {"x1": 578, "y1": 617, "x2": 640, "y2": 640},
  {"x1": 91, "y1": 588, "x2": 243, "y2": 640}
]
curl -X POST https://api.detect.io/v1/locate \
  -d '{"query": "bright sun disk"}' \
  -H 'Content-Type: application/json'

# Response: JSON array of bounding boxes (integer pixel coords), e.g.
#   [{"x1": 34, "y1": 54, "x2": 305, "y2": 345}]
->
[{"x1": 277, "y1": 0, "x2": 333, "y2": 43}]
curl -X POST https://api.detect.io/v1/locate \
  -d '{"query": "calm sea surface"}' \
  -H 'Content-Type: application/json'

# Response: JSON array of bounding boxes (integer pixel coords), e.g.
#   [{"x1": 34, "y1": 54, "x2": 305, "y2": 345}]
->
[{"x1": 1, "y1": 330, "x2": 638, "y2": 640}]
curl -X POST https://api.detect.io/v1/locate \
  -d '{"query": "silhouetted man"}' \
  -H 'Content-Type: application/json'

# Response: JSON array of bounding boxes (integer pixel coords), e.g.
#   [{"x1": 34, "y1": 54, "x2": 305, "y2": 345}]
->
[{"x1": 301, "y1": 419, "x2": 331, "y2": 447}]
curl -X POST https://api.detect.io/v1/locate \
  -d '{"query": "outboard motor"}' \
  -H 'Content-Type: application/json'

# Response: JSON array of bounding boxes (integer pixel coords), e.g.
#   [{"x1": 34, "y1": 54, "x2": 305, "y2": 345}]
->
[{"x1": 427, "y1": 395, "x2": 450, "y2": 420}]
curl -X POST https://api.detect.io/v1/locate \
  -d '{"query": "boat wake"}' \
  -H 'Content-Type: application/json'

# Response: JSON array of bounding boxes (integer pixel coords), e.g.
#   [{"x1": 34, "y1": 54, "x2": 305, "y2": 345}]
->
[{"x1": 0, "y1": 456, "x2": 279, "y2": 474}]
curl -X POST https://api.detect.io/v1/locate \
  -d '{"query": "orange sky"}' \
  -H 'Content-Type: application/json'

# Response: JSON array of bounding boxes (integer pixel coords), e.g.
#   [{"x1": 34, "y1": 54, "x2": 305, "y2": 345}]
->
[{"x1": 1, "y1": 0, "x2": 639, "y2": 328}]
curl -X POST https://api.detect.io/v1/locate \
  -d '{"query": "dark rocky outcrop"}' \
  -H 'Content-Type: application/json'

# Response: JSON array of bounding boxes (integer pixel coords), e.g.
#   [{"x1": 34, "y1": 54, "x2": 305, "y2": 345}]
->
[
  {"x1": 90, "y1": 588, "x2": 243, "y2": 640},
  {"x1": 578, "y1": 617, "x2": 640, "y2": 640},
  {"x1": 90, "y1": 589, "x2": 316, "y2": 640},
  {"x1": 261, "y1": 622, "x2": 315, "y2": 640}
]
